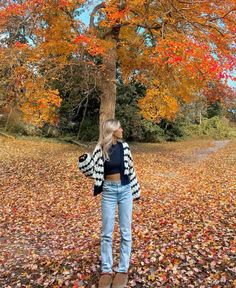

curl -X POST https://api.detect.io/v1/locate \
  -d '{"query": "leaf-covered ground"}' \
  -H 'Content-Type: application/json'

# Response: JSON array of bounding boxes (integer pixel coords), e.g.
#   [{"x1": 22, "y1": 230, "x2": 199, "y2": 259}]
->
[{"x1": 0, "y1": 137, "x2": 235, "y2": 288}]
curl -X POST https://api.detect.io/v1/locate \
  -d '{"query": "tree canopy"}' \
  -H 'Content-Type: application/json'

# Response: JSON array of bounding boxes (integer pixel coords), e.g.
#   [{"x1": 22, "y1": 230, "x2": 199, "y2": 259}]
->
[{"x1": 0, "y1": 0, "x2": 235, "y2": 127}]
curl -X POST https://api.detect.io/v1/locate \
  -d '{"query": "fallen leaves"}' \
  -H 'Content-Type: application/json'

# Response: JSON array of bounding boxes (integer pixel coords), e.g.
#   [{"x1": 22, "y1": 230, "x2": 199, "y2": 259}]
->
[{"x1": 0, "y1": 137, "x2": 235, "y2": 287}]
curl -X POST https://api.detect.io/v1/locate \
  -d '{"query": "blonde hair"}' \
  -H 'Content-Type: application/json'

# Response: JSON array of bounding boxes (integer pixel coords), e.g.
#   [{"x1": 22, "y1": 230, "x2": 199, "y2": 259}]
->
[{"x1": 98, "y1": 118, "x2": 122, "y2": 161}]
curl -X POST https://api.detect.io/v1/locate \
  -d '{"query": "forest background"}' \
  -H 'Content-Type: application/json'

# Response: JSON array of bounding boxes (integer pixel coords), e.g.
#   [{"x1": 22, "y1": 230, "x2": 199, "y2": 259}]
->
[{"x1": 0, "y1": 0, "x2": 236, "y2": 143}]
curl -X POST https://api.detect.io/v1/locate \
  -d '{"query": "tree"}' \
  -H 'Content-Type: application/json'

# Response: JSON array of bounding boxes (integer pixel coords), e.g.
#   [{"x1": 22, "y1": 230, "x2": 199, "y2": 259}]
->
[
  {"x1": 0, "y1": 0, "x2": 235, "y2": 137},
  {"x1": 86, "y1": 0, "x2": 236, "y2": 132},
  {"x1": 0, "y1": 0, "x2": 97, "y2": 129}
]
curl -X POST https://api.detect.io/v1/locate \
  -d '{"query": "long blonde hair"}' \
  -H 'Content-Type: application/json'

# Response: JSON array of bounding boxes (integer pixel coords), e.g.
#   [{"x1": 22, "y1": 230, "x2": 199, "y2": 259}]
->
[{"x1": 98, "y1": 118, "x2": 122, "y2": 161}]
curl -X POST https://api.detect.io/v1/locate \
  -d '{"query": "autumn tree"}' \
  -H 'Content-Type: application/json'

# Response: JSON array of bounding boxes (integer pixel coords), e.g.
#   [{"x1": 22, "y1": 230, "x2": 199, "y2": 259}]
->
[
  {"x1": 0, "y1": 0, "x2": 235, "y2": 137},
  {"x1": 0, "y1": 0, "x2": 101, "y2": 129},
  {"x1": 86, "y1": 0, "x2": 236, "y2": 132}
]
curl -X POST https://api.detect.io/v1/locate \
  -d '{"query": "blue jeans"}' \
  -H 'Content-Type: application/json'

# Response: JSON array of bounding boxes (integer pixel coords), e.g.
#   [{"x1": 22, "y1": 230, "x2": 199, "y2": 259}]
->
[{"x1": 101, "y1": 180, "x2": 133, "y2": 273}]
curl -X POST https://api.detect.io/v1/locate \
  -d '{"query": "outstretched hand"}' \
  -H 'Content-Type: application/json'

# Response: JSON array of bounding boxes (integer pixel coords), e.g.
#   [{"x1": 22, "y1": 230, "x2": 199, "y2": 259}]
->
[{"x1": 79, "y1": 154, "x2": 87, "y2": 162}]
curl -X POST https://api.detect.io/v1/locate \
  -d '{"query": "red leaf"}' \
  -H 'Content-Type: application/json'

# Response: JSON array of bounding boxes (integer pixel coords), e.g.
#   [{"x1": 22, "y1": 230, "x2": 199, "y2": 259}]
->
[{"x1": 73, "y1": 280, "x2": 79, "y2": 288}]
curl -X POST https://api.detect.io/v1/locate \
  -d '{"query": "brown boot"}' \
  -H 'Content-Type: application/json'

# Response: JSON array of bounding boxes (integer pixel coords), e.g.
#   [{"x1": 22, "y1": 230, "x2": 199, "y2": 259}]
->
[
  {"x1": 112, "y1": 272, "x2": 128, "y2": 288},
  {"x1": 98, "y1": 272, "x2": 113, "y2": 288}
]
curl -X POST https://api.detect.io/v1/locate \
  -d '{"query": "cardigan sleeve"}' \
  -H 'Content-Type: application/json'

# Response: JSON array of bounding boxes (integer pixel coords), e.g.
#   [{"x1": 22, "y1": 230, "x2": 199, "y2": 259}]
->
[
  {"x1": 78, "y1": 144, "x2": 103, "y2": 183},
  {"x1": 78, "y1": 153, "x2": 95, "y2": 179},
  {"x1": 127, "y1": 145, "x2": 141, "y2": 201}
]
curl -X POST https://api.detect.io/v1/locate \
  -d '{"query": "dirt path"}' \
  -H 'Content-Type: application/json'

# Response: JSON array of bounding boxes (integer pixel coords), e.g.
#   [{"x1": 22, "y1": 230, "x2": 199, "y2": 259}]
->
[{"x1": 191, "y1": 140, "x2": 230, "y2": 161}]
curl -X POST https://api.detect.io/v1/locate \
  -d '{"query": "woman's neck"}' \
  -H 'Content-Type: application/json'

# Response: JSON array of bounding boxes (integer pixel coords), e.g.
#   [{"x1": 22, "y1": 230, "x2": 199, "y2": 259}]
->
[{"x1": 112, "y1": 138, "x2": 118, "y2": 145}]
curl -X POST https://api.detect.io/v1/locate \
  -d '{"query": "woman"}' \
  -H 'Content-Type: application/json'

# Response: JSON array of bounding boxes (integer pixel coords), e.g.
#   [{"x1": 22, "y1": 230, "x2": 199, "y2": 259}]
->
[{"x1": 78, "y1": 119, "x2": 140, "y2": 288}]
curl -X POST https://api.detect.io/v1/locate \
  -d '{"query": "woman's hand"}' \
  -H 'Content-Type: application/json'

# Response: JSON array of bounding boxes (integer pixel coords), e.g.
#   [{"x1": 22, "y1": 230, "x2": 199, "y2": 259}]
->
[{"x1": 79, "y1": 153, "x2": 87, "y2": 162}]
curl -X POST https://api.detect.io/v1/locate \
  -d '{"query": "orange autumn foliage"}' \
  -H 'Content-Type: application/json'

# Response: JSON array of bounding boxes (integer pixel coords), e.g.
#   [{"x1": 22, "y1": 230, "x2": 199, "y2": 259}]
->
[
  {"x1": 93, "y1": 0, "x2": 236, "y2": 121},
  {"x1": 0, "y1": 0, "x2": 85, "y2": 127},
  {"x1": 0, "y1": 0, "x2": 235, "y2": 125}
]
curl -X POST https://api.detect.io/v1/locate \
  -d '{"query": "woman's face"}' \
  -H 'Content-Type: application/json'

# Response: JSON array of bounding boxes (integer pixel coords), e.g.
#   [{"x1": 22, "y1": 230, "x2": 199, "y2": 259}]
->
[{"x1": 113, "y1": 124, "x2": 123, "y2": 139}]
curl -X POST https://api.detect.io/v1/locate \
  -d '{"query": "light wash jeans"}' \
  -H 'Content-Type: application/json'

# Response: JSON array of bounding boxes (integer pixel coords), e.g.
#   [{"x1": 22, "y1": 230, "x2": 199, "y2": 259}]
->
[{"x1": 101, "y1": 180, "x2": 133, "y2": 273}]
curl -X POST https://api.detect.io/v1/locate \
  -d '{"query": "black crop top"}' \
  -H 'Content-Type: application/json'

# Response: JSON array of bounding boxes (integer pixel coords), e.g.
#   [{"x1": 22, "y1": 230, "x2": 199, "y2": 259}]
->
[{"x1": 104, "y1": 143, "x2": 122, "y2": 175}]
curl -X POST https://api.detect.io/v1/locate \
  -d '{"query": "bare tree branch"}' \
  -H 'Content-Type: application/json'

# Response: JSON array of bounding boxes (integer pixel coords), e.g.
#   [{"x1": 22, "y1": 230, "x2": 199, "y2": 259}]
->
[
  {"x1": 207, "y1": 8, "x2": 236, "y2": 22},
  {"x1": 89, "y1": 2, "x2": 106, "y2": 30}
]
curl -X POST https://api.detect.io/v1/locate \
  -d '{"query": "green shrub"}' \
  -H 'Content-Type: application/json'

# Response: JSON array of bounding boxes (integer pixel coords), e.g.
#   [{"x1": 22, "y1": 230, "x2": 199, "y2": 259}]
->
[
  {"x1": 77, "y1": 118, "x2": 99, "y2": 141},
  {"x1": 7, "y1": 122, "x2": 42, "y2": 136},
  {"x1": 41, "y1": 123, "x2": 61, "y2": 138},
  {"x1": 183, "y1": 116, "x2": 236, "y2": 139},
  {"x1": 141, "y1": 119, "x2": 165, "y2": 142}
]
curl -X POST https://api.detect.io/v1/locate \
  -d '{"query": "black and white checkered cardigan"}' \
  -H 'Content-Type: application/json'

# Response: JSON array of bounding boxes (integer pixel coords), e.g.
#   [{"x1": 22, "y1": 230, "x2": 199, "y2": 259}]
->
[{"x1": 78, "y1": 141, "x2": 141, "y2": 201}]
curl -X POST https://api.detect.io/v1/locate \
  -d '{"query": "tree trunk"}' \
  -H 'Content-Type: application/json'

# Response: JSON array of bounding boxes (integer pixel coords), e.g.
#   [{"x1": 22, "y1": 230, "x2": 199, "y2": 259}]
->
[
  {"x1": 5, "y1": 106, "x2": 13, "y2": 132},
  {"x1": 99, "y1": 39, "x2": 117, "y2": 135},
  {"x1": 89, "y1": 2, "x2": 123, "y2": 138}
]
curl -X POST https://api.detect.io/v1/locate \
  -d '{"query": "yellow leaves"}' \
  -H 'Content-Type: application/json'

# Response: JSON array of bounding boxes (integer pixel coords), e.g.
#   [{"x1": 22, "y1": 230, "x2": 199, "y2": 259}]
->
[
  {"x1": 2, "y1": 0, "x2": 233, "y2": 130},
  {"x1": 0, "y1": 1, "x2": 86, "y2": 131},
  {"x1": 18, "y1": 78, "x2": 62, "y2": 127},
  {"x1": 148, "y1": 274, "x2": 156, "y2": 281},
  {"x1": 119, "y1": 26, "x2": 144, "y2": 49},
  {"x1": 74, "y1": 34, "x2": 108, "y2": 56},
  {"x1": 138, "y1": 82, "x2": 179, "y2": 122},
  {"x1": 99, "y1": 3, "x2": 129, "y2": 27}
]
